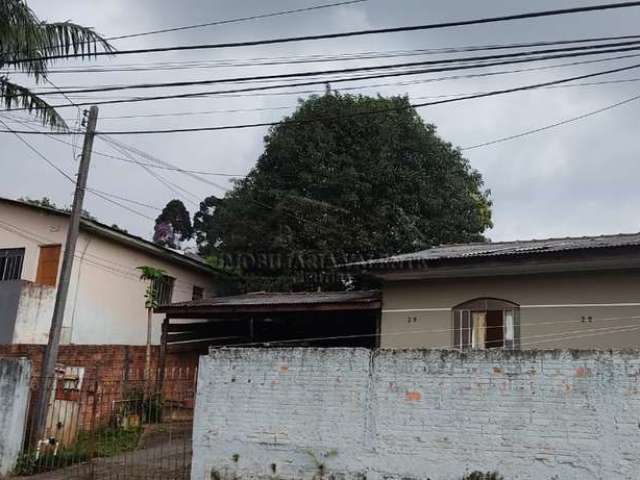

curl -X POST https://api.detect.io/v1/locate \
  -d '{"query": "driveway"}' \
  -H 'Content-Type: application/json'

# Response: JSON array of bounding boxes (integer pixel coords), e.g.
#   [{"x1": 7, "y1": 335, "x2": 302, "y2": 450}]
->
[{"x1": 21, "y1": 423, "x2": 192, "y2": 480}]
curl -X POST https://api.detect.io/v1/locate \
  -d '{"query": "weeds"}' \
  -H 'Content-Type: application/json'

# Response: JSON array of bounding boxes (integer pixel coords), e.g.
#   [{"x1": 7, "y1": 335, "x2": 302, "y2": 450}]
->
[
  {"x1": 463, "y1": 472, "x2": 504, "y2": 480},
  {"x1": 13, "y1": 427, "x2": 142, "y2": 476}
]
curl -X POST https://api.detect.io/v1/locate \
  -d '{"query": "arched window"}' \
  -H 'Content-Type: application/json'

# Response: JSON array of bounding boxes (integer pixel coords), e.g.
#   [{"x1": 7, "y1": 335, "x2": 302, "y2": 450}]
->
[{"x1": 452, "y1": 298, "x2": 520, "y2": 350}]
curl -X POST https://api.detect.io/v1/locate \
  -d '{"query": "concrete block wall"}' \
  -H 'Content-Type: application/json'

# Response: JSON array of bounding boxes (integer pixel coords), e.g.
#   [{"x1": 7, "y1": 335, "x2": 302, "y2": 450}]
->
[
  {"x1": 192, "y1": 348, "x2": 640, "y2": 480},
  {"x1": 0, "y1": 357, "x2": 31, "y2": 476}
]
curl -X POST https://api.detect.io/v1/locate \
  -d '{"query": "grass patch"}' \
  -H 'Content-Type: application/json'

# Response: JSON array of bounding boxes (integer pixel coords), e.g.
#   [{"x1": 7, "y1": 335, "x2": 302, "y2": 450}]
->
[{"x1": 13, "y1": 427, "x2": 142, "y2": 476}]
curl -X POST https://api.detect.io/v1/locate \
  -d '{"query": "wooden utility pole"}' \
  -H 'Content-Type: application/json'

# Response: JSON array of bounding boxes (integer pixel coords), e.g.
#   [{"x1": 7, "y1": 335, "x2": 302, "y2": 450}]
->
[{"x1": 31, "y1": 106, "x2": 99, "y2": 444}]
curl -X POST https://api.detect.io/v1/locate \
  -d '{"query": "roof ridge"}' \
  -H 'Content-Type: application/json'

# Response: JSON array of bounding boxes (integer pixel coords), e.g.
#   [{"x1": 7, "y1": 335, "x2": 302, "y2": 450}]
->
[{"x1": 432, "y1": 231, "x2": 640, "y2": 250}]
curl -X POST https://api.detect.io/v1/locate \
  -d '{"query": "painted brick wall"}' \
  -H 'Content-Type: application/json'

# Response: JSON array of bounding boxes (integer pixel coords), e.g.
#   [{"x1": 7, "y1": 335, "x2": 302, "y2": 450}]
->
[
  {"x1": 192, "y1": 348, "x2": 640, "y2": 480},
  {"x1": 0, "y1": 357, "x2": 31, "y2": 476}
]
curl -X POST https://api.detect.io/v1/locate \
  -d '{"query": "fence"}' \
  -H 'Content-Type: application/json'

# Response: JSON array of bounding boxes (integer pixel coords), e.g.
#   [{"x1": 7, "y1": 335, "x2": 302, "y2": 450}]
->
[
  {"x1": 15, "y1": 366, "x2": 196, "y2": 479},
  {"x1": 192, "y1": 348, "x2": 640, "y2": 480}
]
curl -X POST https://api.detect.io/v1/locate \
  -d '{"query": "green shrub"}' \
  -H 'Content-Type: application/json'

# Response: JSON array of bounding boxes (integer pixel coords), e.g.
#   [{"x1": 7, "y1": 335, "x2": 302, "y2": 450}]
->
[{"x1": 463, "y1": 472, "x2": 504, "y2": 480}]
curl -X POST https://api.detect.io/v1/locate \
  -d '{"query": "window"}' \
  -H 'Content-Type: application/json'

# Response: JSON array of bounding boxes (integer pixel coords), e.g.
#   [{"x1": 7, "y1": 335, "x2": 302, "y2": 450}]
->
[
  {"x1": 0, "y1": 248, "x2": 25, "y2": 281},
  {"x1": 192, "y1": 285, "x2": 204, "y2": 300},
  {"x1": 152, "y1": 275, "x2": 175, "y2": 305},
  {"x1": 453, "y1": 298, "x2": 520, "y2": 350},
  {"x1": 35, "y1": 244, "x2": 61, "y2": 286},
  {"x1": 61, "y1": 366, "x2": 85, "y2": 391}
]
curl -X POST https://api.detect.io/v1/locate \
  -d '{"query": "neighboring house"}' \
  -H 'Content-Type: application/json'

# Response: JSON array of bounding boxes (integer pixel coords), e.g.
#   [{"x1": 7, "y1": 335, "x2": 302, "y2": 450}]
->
[
  {"x1": 353, "y1": 234, "x2": 640, "y2": 350},
  {"x1": 0, "y1": 197, "x2": 224, "y2": 347}
]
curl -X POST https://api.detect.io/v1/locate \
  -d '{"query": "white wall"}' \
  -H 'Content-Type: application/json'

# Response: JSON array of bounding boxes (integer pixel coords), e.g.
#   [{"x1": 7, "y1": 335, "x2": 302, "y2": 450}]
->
[
  {"x1": 192, "y1": 348, "x2": 640, "y2": 480},
  {"x1": 0, "y1": 202, "x2": 219, "y2": 345},
  {"x1": 0, "y1": 357, "x2": 31, "y2": 476}
]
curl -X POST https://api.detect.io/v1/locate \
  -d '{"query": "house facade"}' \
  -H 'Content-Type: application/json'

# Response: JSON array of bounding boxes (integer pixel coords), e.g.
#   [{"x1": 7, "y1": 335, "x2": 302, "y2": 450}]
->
[
  {"x1": 0, "y1": 197, "x2": 223, "y2": 347},
  {"x1": 355, "y1": 234, "x2": 640, "y2": 349}
]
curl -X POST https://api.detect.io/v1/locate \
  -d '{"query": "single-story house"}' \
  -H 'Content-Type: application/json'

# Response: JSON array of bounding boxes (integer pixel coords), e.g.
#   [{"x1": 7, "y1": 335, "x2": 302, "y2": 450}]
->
[
  {"x1": 0, "y1": 196, "x2": 226, "y2": 357},
  {"x1": 352, "y1": 233, "x2": 640, "y2": 350}
]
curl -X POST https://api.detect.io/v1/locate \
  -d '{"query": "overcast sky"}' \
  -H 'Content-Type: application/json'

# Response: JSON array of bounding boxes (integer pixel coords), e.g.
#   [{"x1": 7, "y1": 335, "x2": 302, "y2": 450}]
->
[{"x1": 3, "y1": 0, "x2": 640, "y2": 244}]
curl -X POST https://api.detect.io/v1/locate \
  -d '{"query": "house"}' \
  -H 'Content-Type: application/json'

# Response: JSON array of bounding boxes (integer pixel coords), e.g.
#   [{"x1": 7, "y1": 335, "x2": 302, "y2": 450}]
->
[
  {"x1": 351, "y1": 233, "x2": 640, "y2": 350},
  {"x1": 0, "y1": 196, "x2": 226, "y2": 368}
]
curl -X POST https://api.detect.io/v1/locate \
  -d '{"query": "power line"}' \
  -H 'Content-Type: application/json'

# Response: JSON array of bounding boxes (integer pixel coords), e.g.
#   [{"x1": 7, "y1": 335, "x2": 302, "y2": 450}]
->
[
  {"x1": 1, "y1": 111, "x2": 248, "y2": 176},
  {"x1": 9, "y1": 48, "x2": 640, "y2": 115},
  {"x1": 461, "y1": 92, "x2": 640, "y2": 150},
  {"x1": 0, "y1": 118, "x2": 157, "y2": 220},
  {"x1": 4, "y1": 61, "x2": 640, "y2": 136},
  {"x1": 34, "y1": 40, "x2": 640, "y2": 96},
  {"x1": 7, "y1": 1, "x2": 640, "y2": 64},
  {"x1": 15, "y1": 45, "x2": 640, "y2": 113},
  {"x1": 99, "y1": 136, "x2": 204, "y2": 206},
  {"x1": 107, "y1": 0, "x2": 367, "y2": 41},
  {"x1": 22, "y1": 33, "x2": 640, "y2": 75},
  {"x1": 29, "y1": 54, "x2": 638, "y2": 123},
  {"x1": 5, "y1": 62, "x2": 640, "y2": 138},
  {"x1": 99, "y1": 135, "x2": 230, "y2": 192},
  {"x1": 76, "y1": 62, "x2": 640, "y2": 135}
]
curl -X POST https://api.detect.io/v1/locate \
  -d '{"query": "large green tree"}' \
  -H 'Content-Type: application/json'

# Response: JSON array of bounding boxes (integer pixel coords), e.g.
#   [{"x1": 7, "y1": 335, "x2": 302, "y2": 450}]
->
[
  {"x1": 197, "y1": 93, "x2": 492, "y2": 288},
  {"x1": 0, "y1": 0, "x2": 113, "y2": 129}
]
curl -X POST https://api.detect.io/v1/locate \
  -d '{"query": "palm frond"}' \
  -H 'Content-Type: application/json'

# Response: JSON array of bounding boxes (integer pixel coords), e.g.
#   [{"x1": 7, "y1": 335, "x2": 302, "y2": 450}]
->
[
  {"x1": 0, "y1": 0, "x2": 114, "y2": 80},
  {"x1": 0, "y1": 76, "x2": 67, "y2": 130},
  {"x1": 0, "y1": 0, "x2": 50, "y2": 77},
  {"x1": 42, "y1": 22, "x2": 115, "y2": 60}
]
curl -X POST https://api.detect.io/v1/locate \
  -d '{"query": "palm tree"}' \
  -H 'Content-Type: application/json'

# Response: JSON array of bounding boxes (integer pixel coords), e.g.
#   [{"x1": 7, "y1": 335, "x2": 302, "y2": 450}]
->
[{"x1": 0, "y1": 0, "x2": 114, "y2": 130}]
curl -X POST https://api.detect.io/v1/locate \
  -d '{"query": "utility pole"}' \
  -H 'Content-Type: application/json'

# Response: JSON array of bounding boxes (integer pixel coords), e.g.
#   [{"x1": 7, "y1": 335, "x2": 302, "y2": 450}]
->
[{"x1": 31, "y1": 106, "x2": 99, "y2": 445}]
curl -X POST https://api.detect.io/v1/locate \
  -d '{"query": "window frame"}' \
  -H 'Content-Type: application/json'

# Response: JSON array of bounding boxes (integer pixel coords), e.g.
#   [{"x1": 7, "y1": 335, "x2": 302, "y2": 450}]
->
[
  {"x1": 192, "y1": 285, "x2": 204, "y2": 301},
  {"x1": 152, "y1": 275, "x2": 175, "y2": 305},
  {"x1": 452, "y1": 298, "x2": 520, "y2": 350},
  {"x1": 0, "y1": 248, "x2": 25, "y2": 281}
]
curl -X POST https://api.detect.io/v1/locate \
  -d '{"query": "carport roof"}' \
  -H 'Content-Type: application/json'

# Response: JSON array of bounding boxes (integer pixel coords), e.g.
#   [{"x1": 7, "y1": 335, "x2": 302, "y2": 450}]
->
[{"x1": 156, "y1": 290, "x2": 381, "y2": 315}]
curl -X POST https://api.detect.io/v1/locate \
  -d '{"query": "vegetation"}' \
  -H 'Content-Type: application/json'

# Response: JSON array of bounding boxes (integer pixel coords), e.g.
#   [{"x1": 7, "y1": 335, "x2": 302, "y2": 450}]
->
[
  {"x1": 136, "y1": 265, "x2": 166, "y2": 309},
  {"x1": 19, "y1": 196, "x2": 96, "y2": 220},
  {"x1": 0, "y1": 0, "x2": 113, "y2": 129},
  {"x1": 153, "y1": 199, "x2": 193, "y2": 248},
  {"x1": 462, "y1": 472, "x2": 504, "y2": 480},
  {"x1": 195, "y1": 93, "x2": 492, "y2": 289},
  {"x1": 13, "y1": 427, "x2": 142, "y2": 476}
]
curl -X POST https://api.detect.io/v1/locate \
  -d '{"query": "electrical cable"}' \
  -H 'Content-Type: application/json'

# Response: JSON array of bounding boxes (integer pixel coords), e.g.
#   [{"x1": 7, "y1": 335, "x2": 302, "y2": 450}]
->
[
  {"x1": 7, "y1": 1, "x2": 640, "y2": 64},
  {"x1": 28, "y1": 33, "x2": 640, "y2": 75},
  {"x1": 4, "y1": 60, "x2": 640, "y2": 136},
  {"x1": 0, "y1": 118, "x2": 157, "y2": 220},
  {"x1": 461, "y1": 92, "x2": 640, "y2": 150},
  {"x1": 86, "y1": 62, "x2": 640, "y2": 135},
  {"x1": 107, "y1": 0, "x2": 368, "y2": 41},
  {"x1": 20, "y1": 45, "x2": 640, "y2": 111},
  {"x1": 34, "y1": 40, "x2": 640, "y2": 96}
]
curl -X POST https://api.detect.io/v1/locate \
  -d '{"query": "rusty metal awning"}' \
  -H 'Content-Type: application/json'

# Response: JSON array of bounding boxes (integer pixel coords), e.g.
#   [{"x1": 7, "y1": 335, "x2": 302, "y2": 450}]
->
[{"x1": 156, "y1": 290, "x2": 381, "y2": 316}]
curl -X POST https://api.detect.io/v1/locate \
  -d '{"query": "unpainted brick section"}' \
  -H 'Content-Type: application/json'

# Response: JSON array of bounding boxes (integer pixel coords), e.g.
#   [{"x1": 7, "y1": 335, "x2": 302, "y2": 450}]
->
[{"x1": 192, "y1": 348, "x2": 640, "y2": 480}]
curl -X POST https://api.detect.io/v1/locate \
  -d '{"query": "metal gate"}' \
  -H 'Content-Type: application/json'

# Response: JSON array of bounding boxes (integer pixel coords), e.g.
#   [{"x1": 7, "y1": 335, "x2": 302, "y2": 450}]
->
[{"x1": 17, "y1": 366, "x2": 196, "y2": 479}]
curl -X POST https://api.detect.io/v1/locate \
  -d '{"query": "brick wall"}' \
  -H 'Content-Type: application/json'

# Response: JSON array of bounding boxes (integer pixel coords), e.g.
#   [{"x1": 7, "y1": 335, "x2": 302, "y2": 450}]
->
[
  {"x1": 0, "y1": 344, "x2": 199, "y2": 381},
  {"x1": 192, "y1": 348, "x2": 640, "y2": 480},
  {"x1": 0, "y1": 344, "x2": 200, "y2": 437}
]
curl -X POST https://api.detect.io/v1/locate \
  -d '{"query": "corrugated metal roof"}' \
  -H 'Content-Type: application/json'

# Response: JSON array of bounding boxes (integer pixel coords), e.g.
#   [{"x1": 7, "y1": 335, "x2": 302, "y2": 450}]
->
[
  {"x1": 352, "y1": 232, "x2": 640, "y2": 268},
  {"x1": 163, "y1": 290, "x2": 381, "y2": 309}
]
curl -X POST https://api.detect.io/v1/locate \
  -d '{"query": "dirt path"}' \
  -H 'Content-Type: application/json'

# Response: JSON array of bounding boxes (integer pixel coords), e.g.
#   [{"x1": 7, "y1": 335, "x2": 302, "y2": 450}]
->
[{"x1": 21, "y1": 424, "x2": 192, "y2": 480}]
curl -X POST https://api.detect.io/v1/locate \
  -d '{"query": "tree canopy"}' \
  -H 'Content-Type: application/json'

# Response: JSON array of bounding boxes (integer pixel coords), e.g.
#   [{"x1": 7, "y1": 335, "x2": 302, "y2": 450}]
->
[
  {"x1": 153, "y1": 199, "x2": 193, "y2": 249},
  {"x1": 196, "y1": 93, "x2": 492, "y2": 289}
]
